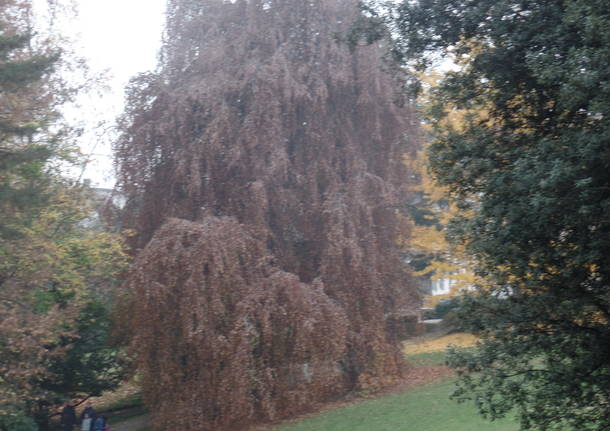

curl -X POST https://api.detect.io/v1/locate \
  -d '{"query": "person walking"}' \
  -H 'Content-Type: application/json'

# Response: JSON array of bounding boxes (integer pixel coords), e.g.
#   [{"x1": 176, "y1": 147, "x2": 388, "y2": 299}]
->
[
  {"x1": 80, "y1": 402, "x2": 97, "y2": 431},
  {"x1": 93, "y1": 415, "x2": 106, "y2": 431},
  {"x1": 60, "y1": 401, "x2": 77, "y2": 431},
  {"x1": 81, "y1": 413, "x2": 92, "y2": 431}
]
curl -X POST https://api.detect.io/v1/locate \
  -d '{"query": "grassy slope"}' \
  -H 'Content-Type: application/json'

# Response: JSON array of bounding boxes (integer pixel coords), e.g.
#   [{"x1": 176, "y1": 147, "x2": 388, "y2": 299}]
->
[
  {"x1": 273, "y1": 378, "x2": 516, "y2": 431},
  {"x1": 109, "y1": 333, "x2": 519, "y2": 431},
  {"x1": 273, "y1": 334, "x2": 518, "y2": 431}
]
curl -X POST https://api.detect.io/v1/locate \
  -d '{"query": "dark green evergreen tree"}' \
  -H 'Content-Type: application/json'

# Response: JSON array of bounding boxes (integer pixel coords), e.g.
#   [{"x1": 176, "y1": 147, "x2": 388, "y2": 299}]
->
[
  {"x1": 0, "y1": 30, "x2": 59, "y2": 239},
  {"x1": 363, "y1": 0, "x2": 610, "y2": 429}
]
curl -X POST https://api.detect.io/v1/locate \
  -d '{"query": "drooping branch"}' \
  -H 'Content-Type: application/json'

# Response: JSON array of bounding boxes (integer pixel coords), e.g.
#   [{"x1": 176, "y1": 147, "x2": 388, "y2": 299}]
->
[{"x1": 117, "y1": 1, "x2": 421, "y2": 430}]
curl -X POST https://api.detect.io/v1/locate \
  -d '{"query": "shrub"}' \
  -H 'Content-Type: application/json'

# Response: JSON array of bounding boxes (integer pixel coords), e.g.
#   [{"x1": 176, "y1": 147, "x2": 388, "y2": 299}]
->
[
  {"x1": 432, "y1": 297, "x2": 462, "y2": 319},
  {"x1": 0, "y1": 411, "x2": 38, "y2": 431}
]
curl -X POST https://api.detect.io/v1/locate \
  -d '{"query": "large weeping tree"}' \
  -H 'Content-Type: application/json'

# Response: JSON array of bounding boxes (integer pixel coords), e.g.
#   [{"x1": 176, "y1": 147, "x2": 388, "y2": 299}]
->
[{"x1": 116, "y1": 0, "x2": 420, "y2": 429}]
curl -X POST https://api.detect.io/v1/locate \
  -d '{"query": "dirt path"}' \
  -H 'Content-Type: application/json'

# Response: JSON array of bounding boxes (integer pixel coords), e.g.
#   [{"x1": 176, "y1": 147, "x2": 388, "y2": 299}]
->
[{"x1": 111, "y1": 414, "x2": 150, "y2": 431}]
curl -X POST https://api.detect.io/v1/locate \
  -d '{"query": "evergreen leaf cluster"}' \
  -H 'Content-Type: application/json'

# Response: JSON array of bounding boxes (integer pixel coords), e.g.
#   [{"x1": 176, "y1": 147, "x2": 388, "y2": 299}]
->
[{"x1": 369, "y1": 0, "x2": 610, "y2": 429}]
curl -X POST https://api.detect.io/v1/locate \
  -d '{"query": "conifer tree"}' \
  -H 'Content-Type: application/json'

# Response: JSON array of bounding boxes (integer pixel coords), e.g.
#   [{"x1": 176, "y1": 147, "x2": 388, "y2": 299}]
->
[{"x1": 0, "y1": 6, "x2": 60, "y2": 239}]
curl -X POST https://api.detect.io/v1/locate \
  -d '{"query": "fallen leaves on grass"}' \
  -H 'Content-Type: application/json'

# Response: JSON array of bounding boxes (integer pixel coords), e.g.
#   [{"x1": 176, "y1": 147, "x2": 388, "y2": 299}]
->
[{"x1": 403, "y1": 333, "x2": 477, "y2": 355}]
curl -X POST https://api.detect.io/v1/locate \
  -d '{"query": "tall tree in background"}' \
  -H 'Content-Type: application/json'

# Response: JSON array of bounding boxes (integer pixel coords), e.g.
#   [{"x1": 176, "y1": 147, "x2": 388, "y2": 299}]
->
[
  {"x1": 402, "y1": 146, "x2": 475, "y2": 307},
  {"x1": 363, "y1": 0, "x2": 610, "y2": 429},
  {"x1": 0, "y1": 1, "x2": 59, "y2": 233},
  {"x1": 0, "y1": 2, "x2": 129, "y2": 429},
  {"x1": 116, "y1": 0, "x2": 421, "y2": 429}
]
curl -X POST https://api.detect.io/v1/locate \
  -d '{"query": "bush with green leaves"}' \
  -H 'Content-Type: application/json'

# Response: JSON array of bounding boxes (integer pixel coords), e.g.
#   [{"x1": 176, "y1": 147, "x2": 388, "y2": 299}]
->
[
  {"x1": 432, "y1": 297, "x2": 461, "y2": 320},
  {"x1": 0, "y1": 411, "x2": 38, "y2": 431},
  {"x1": 363, "y1": 0, "x2": 610, "y2": 429}
]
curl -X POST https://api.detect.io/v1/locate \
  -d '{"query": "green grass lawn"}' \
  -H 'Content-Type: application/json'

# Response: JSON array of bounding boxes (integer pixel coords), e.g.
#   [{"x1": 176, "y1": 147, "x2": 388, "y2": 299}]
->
[
  {"x1": 109, "y1": 339, "x2": 520, "y2": 431},
  {"x1": 271, "y1": 348, "x2": 518, "y2": 431},
  {"x1": 273, "y1": 377, "x2": 517, "y2": 431},
  {"x1": 404, "y1": 350, "x2": 447, "y2": 367}
]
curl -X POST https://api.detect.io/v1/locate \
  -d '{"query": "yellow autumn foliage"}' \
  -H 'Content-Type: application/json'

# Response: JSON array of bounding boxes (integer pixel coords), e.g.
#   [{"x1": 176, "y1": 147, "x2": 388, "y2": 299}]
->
[
  {"x1": 400, "y1": 71, "x2": 491, "y2": 307},
  {"x1": 402, "y1": 333, "x2": 478, "y2": 355},
  {"x1": 403, "y1": 146, "x2": 478, "y2": 306}
]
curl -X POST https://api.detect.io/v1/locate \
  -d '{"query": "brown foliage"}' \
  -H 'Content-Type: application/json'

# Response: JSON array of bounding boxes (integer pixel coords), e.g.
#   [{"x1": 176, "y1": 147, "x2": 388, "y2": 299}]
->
[
  {"x1": 116, "y1": 0, "x2": 421, "y2": 429},
  {"x1": 127, "y1": 218, "x2": 350, "y2": 429},
  {"x1": 0, "y1": 305, "x2": 76, "y2": 414}
]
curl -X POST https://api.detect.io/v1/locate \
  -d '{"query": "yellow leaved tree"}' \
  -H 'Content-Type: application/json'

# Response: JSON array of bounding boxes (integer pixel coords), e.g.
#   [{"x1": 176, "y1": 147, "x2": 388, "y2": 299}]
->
[{"x1": 402, "y1": 73, "x2": 480, "y2": 308}]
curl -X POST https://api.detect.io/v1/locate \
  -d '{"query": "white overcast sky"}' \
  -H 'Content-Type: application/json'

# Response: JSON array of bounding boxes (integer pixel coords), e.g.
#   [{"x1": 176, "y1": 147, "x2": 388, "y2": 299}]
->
[{"x1": 40, "y1": 0, "x2": 168, "y2": 187}]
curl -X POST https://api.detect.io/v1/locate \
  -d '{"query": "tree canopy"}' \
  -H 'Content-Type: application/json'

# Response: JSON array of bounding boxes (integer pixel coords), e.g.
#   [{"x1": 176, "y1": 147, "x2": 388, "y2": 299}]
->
[
  {"x1": 0, "y1": 2, "x2": 129, "y2": 429},
  {"x1": 116, "y1": 0, "x2": 421, "y2": 429},
  {"x1": 401, "y1": 110, "x2": 477, "y2": 307},
  {"x1": 365, "y1": 0, "x2": 610, "y2": 429}
]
